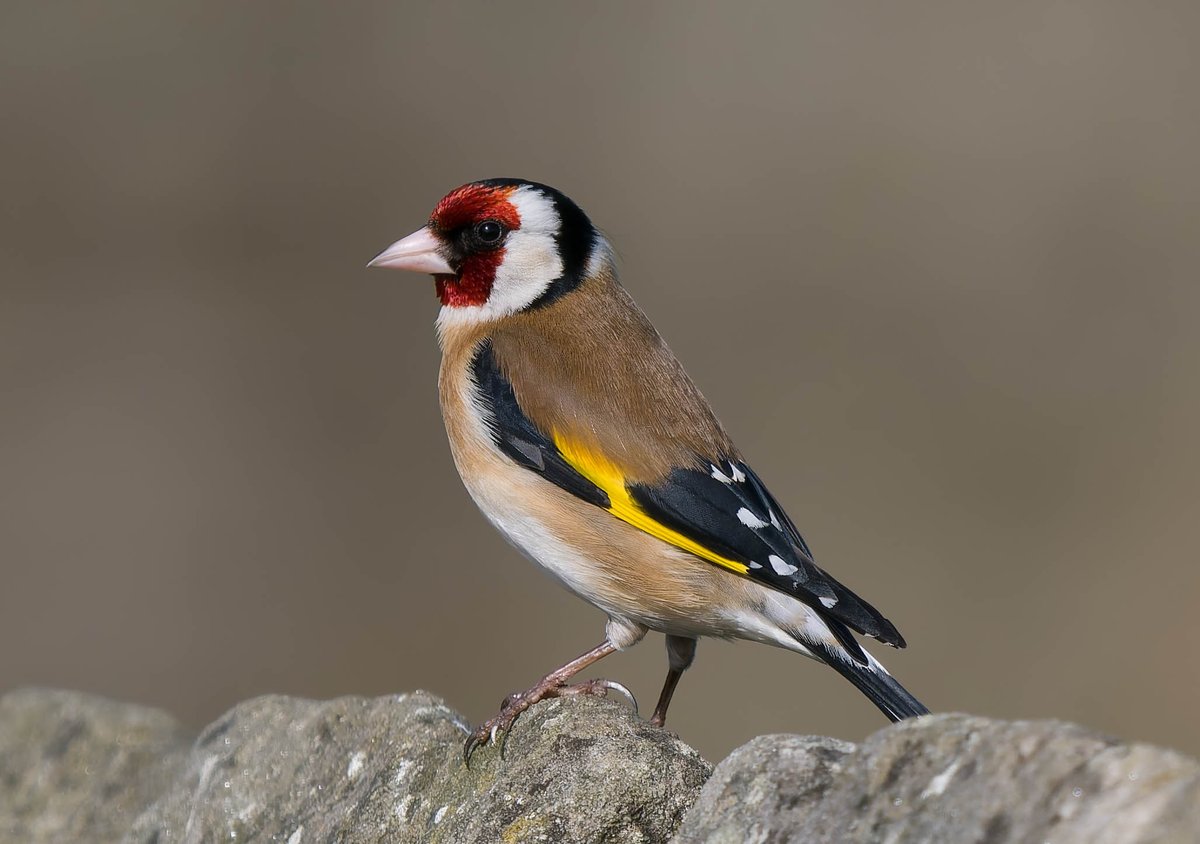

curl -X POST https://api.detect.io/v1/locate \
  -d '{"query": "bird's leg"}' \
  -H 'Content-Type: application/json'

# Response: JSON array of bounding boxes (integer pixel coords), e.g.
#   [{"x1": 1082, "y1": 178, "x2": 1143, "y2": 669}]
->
[
  {"x1": 464, "y1": 639, "x2": 636, "y2": 763},
  {"x1": 650, "y1": 635, "x2": 697, "y2": 728}
]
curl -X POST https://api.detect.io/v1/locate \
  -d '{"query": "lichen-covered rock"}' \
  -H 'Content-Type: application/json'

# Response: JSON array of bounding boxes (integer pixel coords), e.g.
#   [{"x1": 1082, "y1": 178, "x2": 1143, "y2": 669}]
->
[
  {"x1": 0, "y1": 688, "x2": 190, "y2": 843},
  {"x1": 674, "y1": 713, "x2": 1200, "y2": 843},
  {"x1": 122, "y1": 690, "x2": 709, "y2": 844}
]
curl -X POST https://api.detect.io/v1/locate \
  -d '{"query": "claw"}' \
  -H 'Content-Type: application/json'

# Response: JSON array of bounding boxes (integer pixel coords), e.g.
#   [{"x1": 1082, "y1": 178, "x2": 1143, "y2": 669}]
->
[
  {"x1": 462, "y1": 703, "x2": 529, "y2": 766},
  {"x1": 595, "y1": 679, "x2": 638, "y2": 715},
  {"x1": 463, "y1": 732, "x2": 480, "y2": 766}
]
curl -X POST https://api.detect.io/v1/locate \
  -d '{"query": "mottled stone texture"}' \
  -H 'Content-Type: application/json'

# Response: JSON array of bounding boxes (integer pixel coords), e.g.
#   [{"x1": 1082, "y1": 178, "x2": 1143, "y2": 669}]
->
[
  {"x1": 3, "y1": 689, "x2": 1198, "y2": 843},
  {"x1": 0, "y1": 689, "x2": 191, "y2": 843},
  {"x1": 675, "y1": 715, "x2": 1200, "y2": 844},
  {"x1": 0, "y1": 689, "x2": 708, "y2": 844}
]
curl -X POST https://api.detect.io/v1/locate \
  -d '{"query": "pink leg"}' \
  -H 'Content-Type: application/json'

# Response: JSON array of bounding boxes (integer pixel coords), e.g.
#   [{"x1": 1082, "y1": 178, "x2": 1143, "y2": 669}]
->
[{"x1": 464, "y1": 639, "x2": 636, "y2": 763}]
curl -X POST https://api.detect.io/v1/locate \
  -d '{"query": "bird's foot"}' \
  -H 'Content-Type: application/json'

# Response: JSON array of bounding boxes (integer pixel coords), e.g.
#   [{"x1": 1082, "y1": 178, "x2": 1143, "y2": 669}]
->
[{"x1": 463, "y1": 677, "x2": 637, "y2": 764}]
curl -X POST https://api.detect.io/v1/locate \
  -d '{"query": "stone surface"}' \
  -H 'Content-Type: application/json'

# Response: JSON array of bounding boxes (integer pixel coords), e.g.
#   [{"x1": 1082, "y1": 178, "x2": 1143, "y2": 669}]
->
[
  {"x1": 129, "y1": 691, "x2": 709, "y2": 844},
  {"x1": 672, "y1": 734, "x2": 856, "y2": 844},
  {"x1": 0, "y1": 688, "x2": 191, "y2": 843},
  {"x1": 675, "y1": 713, "x2": 1200, "y2": 844},
  {"x1": 4, "y1": 689, "x2": 1200, "y2": 843}
]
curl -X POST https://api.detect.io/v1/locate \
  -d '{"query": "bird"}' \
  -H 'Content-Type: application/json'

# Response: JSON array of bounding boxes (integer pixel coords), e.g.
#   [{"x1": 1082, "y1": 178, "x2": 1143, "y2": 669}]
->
[{"x1": 368, "y1": 178, "x2": 929, "y2": 759}]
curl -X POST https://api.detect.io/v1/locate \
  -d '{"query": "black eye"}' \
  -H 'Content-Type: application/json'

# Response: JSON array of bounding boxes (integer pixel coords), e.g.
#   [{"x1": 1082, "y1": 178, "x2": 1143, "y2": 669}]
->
[{"x1": 474, "y1": 220, "x2": 504, "y2": 245}]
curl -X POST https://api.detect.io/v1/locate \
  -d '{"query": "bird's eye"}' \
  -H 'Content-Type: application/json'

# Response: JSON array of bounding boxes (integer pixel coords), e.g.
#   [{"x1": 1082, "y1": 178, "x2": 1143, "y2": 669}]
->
[{"x1": 474, "y1": 220, "x2": 504, "y2": 245}]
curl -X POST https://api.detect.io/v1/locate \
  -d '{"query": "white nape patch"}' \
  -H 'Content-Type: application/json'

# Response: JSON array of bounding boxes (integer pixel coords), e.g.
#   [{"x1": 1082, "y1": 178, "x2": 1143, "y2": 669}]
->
[
  {"x1": 435, "y1": 186, "x2": 568, "y2": 329},
  {"x1": 920, "y1": 759, "x2": 962, "y2": 799},
  {"x1": 730, "y1": 463, "x2": 747, "y2": 483},
  {"x1": 346, "y1": 751, "x2": 366, "y2": 778},
  {"x1": 819, "y1": 596, "x2": 838, "y2": 608},
  {"x1": 737, "y1": 507, "x2": 769, "y2": 529},
  {"x1": 768, "y1": 554, "x2": 799, "y2": 576},
  {"x1": 586, "y1": 231, "x2": 616, "y2": 278},
  {"x1": 710, "y1": 464, "x2": 733, "y2": 483}
]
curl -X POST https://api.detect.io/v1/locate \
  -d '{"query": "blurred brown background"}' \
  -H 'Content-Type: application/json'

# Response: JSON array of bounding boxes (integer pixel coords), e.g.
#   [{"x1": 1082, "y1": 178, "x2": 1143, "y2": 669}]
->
[{"x1": 2, "y1": 2, "x2": 1198, "y2": 763}]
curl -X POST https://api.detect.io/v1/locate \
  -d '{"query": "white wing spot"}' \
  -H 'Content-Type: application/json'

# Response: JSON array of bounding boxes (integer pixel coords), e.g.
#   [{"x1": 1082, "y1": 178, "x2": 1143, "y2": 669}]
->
[
  {"x1": 769, "y1": 509, "x2": 781, "y2": 530},
  {"x1": 819, "y1": 596, "x2": 838, "y2": 608},
  {"x1": 710, "y1": 464, "x2": 733, "y2": 483},
  {"x1": 768, "y1": 555, "x2": 799, "y2": 576},
  {"x1": 737, "y1": 507, "x2": 769, "y2": 529},
  {"x1": 730, "y1": 464, "x2": 747, "y2": 483},
  {"x1": 749, "y1": 560, "x2": 763, "y2": 569}
]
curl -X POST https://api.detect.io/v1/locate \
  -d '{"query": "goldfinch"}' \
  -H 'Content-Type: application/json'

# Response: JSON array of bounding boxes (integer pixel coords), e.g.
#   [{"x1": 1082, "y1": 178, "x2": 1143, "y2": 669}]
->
[{"x1": 369, "y1": 179, "x2": 929, "y2": 757}]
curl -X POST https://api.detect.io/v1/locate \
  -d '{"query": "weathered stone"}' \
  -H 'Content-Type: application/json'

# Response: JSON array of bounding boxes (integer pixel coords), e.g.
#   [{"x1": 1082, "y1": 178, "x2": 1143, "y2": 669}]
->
[
  {"x1": 5, "y1": 690, "x2": 1200, "y2": 844},
  {"x1": 0, "y1": 688, "x2": 191, "y2": 843},
  {"x1": 122, "y1": 690, "x2": 709, "y2": 844},
  {"x1": 674, "y1": 713, "x2": 1200, "y2": 843},
  {"x1": 671, "y1": 734, "x2": 855, "y2": 844}
]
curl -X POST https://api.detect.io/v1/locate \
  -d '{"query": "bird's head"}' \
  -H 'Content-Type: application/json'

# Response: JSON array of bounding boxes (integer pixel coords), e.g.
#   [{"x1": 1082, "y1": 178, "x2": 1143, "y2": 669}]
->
[{"x1": 369, "y1": 179, "x2": 608, "y2": 324}]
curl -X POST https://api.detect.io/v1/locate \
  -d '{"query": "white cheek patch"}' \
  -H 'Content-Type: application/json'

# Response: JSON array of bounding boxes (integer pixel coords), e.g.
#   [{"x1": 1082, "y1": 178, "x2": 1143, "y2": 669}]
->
[
  {"x1": 437, "y1": 186, "x2": 567, "y2": 328},
  {"x1": 487, "y1": 228, "x2": 563, "y2": 313}
]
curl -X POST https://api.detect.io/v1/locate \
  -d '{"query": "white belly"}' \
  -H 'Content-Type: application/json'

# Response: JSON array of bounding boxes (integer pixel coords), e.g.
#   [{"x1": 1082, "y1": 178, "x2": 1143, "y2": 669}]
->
[{"x1": 464, "y1": 467, "x2": 613, "y2": 604}]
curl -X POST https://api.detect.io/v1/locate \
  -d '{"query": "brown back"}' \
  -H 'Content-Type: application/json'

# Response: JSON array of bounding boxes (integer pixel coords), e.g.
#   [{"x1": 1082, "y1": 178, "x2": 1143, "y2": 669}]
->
[{"x1": 486, "y1": 269, "x2": 737, "y2": 484}]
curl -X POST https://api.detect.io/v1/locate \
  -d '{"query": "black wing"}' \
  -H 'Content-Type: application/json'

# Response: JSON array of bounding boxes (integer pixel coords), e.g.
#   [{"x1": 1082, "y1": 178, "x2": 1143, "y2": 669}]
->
[{"x1": 629, "y1": 458, "x2": 906, "y2": 653}]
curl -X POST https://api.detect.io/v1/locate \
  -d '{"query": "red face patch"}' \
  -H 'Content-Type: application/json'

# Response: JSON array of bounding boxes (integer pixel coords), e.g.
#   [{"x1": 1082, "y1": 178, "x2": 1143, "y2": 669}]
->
[
  {"x1": 430, "y1": 184, "x2": 521, "y2": 233},
  {"x1": 428, "y1": 184, "x2": 522, "y2": 308},
  {"x1": 434, "y1": 255, "x2": 500, "y2": 307}
]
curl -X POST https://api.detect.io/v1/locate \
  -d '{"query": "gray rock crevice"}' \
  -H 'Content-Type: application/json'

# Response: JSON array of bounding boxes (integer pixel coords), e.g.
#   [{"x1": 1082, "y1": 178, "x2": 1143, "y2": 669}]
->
[{"x1": 1, "y1": 688, "x2": 1197, "y2": 843}]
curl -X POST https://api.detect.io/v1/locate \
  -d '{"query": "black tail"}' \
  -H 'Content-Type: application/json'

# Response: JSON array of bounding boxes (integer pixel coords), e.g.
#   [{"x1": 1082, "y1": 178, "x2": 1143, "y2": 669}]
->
[{"x1": 816, "y1": 643, "x2": 930, "y2": 721}]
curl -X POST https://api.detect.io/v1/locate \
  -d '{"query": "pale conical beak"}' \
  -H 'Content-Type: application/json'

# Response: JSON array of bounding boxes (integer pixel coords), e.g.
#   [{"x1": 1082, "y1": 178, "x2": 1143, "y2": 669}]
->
[{"x1": 367, "y1": 226, "x2": 454, "y2": 274}]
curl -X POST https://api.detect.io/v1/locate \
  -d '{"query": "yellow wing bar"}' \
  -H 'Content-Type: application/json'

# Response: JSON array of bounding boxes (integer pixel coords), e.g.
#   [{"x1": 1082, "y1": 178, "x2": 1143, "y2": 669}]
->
[{"x1": 553, "y1": 432, "x2": 750, "y2": 576}]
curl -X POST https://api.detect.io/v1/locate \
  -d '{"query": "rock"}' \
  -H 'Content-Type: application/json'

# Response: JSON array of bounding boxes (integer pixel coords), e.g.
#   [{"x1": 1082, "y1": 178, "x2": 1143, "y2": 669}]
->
[
  {"x1": 0, "y1": 688, "x2": 191, "y2": 843},
  {"x1": 5, "y1": 690, "x2": 1199, "y2": 843},
  {"x1": 670, "y1": 734, "x2": 856, "y2": 843},
  {"x1": 0, "y1": 688, "x2": 709, "y2": 844},
  {"x1": 674, "y1": 713, "x2": 1200, "y2": 844},
  {"x1": 131, "y1": 691, "x2": 709, "y2": 844}
]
